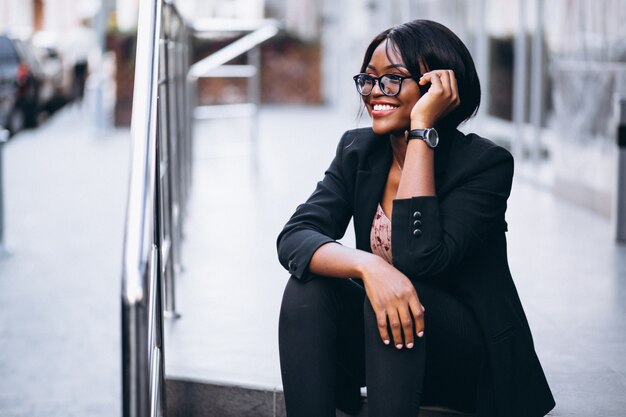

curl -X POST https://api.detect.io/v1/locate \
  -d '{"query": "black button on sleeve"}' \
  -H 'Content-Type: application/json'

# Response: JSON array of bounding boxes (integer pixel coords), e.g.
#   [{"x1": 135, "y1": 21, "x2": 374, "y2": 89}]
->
[
  {"x1": 413, "y1": 220, "x2": 422, "y2": 227},
  {"x1": 413, "y1": 211, "x2": 422, "y2": 219},
  {"x1": 413, "y1": 229, "x2": 422, "y2": 237},
  {"x1": 288, "y1": 260, "x2": 298, "y2": 272}
]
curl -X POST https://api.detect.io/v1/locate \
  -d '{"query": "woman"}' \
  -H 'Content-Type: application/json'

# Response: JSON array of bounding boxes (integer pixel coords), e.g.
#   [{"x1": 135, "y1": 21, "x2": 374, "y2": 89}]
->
[{"x1": 277, "y1": 20, "x2": 555, "y2": 417}]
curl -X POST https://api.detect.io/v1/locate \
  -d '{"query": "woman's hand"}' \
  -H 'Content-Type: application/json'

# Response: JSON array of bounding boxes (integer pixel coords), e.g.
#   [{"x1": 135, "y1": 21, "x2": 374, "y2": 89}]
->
[
  {"x1": 410, "y1": 69, "x2": 461, "y2": 129},
  {"x1": 360, "y1": 255, "x2": 425, "y2": 349}
]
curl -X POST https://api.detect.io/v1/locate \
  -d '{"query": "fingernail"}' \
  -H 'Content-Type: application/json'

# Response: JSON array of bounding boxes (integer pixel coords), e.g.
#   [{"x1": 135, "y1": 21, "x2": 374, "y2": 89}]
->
[
  {"x1": 407, "y1": 342, "x2": 414, "y2": 349},
  {"x1": 395, "y1": 344, "x2": 403, "y2": 349},
  {"x1": 417, "y1": 331, "x2": 424, "y2": 338},
  {"x1": 383, "y1": 339, "x2": 390, "y2": 345}
]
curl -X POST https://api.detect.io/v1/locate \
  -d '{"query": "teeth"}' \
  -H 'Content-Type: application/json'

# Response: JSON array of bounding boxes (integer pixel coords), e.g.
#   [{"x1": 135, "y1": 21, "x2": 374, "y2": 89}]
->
[{"x1": 373, "y1": 104, "x2": 397, "y2": 111}]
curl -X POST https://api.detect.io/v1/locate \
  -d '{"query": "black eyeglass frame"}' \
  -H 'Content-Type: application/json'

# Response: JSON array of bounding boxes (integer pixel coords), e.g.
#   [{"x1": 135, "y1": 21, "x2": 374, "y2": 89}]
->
[{"x1": 352, "y1": 73, "x2": 422, "y2": 97}]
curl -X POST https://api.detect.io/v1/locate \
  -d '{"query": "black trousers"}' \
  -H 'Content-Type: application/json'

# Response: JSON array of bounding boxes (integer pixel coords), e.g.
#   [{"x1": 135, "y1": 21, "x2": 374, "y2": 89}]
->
[{"x1": 278, "y1": 276, "x2": 485, "y2": 417}]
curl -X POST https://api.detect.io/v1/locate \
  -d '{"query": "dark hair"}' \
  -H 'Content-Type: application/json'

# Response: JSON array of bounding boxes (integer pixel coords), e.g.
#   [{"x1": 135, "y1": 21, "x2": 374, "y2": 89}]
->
[{"x1": 360, "y1": 20, "x2": 481, "y2": 129}]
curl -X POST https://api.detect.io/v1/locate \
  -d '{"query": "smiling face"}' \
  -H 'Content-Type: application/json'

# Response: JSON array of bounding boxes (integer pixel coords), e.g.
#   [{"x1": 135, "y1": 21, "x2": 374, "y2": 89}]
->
[{"x1": 363, "y1": 40, "x2": 422, "y2": 136}]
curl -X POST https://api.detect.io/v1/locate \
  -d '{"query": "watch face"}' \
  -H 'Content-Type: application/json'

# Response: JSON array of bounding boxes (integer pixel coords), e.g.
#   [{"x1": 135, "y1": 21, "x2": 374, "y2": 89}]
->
[{"x1": 426, "y1": 129, "x2": 439, "y2": 148}]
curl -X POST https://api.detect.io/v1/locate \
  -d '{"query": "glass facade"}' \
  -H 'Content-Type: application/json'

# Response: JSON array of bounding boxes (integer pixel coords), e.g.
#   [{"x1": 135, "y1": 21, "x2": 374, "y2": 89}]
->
[{"x1": 317, "y1": 0, "x2": 626, "y2": 216}]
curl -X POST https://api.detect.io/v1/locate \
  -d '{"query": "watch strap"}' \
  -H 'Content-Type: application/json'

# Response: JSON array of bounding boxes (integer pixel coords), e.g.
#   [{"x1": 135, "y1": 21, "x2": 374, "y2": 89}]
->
[
  {"x1": 406, "y1": 129, "x2": 428, "y2": 141},
  {"x1": 405, "y1": 128, "x2": 438, "y2": 148}
]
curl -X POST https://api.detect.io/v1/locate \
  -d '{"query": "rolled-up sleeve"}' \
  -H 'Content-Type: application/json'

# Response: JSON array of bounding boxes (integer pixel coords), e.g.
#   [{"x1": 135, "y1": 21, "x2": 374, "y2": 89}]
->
[
  {"x1": 391, "y1": 145, "x2": 514, "y2": 280},
  {"x1": 277, "y1": 133, "x2": 353, "y2": 282}
]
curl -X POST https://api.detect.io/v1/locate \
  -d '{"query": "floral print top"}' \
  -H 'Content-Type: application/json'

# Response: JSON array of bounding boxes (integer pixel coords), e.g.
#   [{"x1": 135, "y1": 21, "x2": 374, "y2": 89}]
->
[{"x1": 370, "y1": 203, "x2": 393, "y2": 264}]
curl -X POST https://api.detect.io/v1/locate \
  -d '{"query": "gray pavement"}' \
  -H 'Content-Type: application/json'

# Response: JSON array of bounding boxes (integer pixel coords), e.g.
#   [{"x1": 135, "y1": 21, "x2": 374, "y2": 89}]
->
[
  {"x1": 0, "y1": 107, "x2": 129, "y2": 416},
  {"x1": 166, "y1": 107, "x2": 626, "y2": 416},
  {"x1": 1, "y1": 104, "x2": 625, "y2": 416}
]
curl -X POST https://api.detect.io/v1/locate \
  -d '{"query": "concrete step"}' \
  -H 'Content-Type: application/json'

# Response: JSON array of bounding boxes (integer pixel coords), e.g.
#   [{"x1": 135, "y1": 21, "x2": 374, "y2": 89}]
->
[{"x1": 165, "y1": 378, "x2": 473, "y2": 417}]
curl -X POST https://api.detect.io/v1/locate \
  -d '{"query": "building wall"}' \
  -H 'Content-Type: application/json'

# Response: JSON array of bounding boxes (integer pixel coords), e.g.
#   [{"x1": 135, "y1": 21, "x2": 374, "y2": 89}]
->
[
  {"x1": 0, "y1": 0, "x2": 34, "y2": 34},
  {"x1": 42, "y1": 0, "x2": 88, "y2": 33},
  {"x1": 0, "y1": 0, "x2": 108, "y2": 35},
  {"x1": 542, "y1": 0, "x2": 626, "y2": 217},
  {"x1": 315, "y1": 0, "x2": 626, "y2": 218}
]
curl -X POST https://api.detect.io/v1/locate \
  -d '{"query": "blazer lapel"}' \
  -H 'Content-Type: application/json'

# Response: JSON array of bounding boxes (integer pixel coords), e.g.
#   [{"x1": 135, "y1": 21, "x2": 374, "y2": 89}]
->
[
  {"x1": 353, "y1": 140, "x2": 392, "y2": 252},
  {"x1": 351, "y1": 128, "x2": 457, "y2": 252}
]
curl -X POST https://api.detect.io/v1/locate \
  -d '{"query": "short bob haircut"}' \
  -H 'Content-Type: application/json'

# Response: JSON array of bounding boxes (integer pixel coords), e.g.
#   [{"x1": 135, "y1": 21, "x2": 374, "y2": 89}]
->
[{"x1": 360, "y1": 20, "x2": 481, "y2": 129}]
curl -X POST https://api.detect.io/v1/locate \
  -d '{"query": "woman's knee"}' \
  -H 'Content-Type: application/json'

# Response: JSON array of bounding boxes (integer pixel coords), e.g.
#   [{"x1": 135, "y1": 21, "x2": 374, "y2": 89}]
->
[{"x1": 279, "y1": 276, "x2": 340, "y2": 327}]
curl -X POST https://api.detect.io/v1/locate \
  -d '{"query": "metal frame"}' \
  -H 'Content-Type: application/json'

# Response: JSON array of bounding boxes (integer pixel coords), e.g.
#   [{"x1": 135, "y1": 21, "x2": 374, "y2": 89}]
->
[
  {"x1": 121, "y1": 4, "x2": 277, "y2": 416},
  {"x1": 121, "y1": 0, "x2": 192, "y2": 415},
  {"x1": 189, "y1": 22, "x2": 279, "y2": 129}
]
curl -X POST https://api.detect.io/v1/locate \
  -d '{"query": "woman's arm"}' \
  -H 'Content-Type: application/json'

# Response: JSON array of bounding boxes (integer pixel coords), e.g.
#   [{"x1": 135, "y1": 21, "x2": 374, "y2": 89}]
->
[
  {"x1": 277, "y1": 129, "x2": 425, "y2": 349},
  {"x1": 396, "y1": 70, "x2": 459, "y2": 200},
  {"x1": 391, "y1": 70, "x2": 513, "y2": 279},
  {"x1": 308, "y1": 241, "x2": 372, "y2": 279},
  {"x1": 392, "y1": 147, "x2": 513, "y2": 279},
  {"x1": 277, "y1": 132, "x2": 353, "y2": 282},
  {"x1": 309, "y1": 242, "x2": 425, "y2": 350}
]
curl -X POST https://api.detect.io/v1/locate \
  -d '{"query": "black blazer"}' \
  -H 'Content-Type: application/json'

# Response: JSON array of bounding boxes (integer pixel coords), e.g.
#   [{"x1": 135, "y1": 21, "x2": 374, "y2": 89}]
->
[{"x1": 277, "y1": 127, "x2": 556, "y2": 417}]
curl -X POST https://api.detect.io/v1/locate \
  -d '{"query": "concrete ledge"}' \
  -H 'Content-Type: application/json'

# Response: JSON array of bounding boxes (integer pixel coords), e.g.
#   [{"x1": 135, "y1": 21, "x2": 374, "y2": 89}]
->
[
  {"x1": 553, "y1": 176, "x2": 612, "y2": 218},
  {"x1": 165, "y1": 377, "x2": 473, "y2": 417}
]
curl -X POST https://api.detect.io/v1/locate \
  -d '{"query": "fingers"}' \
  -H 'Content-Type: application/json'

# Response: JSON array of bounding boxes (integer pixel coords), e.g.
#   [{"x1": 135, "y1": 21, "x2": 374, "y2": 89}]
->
[
  {"x1": 420, "y1": 70, "x2": 444, "y2": 95},
  {"x1": 364, "y1": 265, "x2": 426, "y2": 350},
  {"x1": 440, "y1": 70, "x2": 457, "y2": 92},
  {"x1": 409, "y1": 296, "x2": 425, "y2": 338},
  {"x1": 436, "y1": 70, "x2": 452, "y2": 98},
  {"x1": 397, "y1": 305, "x2": 415, "y2": 348},
  {"x1": 387, "y1": 309, "x2": 404, "y2": 349},
  {"x1": 375, "y1": 310, "x2": 391, "y2": 346},
  {"x1": 414, "y1": 69, "x2": 460, "y2": 124},
  {"x1": 446, "y1": 69, "x2": 460, "y2": 107},
  {"x1": 385, "y1": 300, "x2": 425, "y2": 350},
  {"x1": 422, "y1": 70, "x2": 457, "y2": 102}
]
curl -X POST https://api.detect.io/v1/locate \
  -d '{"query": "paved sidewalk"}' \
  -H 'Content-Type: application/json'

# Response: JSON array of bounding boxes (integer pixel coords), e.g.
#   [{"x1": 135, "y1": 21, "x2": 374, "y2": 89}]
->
[
  {"x1": 0, "y1": 107, "x2": 129, "y2": 417},
  {"x1": 165, "y1": 106, "x2": 626, "y2": 416},
  {"x1": 1, "y1": 104, "x2": 625, "y2": 416}
]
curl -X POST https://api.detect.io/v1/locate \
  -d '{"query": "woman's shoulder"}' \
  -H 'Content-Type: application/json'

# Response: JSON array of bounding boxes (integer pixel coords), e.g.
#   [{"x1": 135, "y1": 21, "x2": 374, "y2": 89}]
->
[
  {"x1": 451, "y1": 129, "x2": 510, "y2": 154},
  {"x1": 333, "y1": 128, "x2": 389, "y2": 166},
  {"x1": 338, "y1": 127, "x2": 385, "y2": 149},
  {"x1": 448, "y1": 130, "x2": 513, "y2": 166}
]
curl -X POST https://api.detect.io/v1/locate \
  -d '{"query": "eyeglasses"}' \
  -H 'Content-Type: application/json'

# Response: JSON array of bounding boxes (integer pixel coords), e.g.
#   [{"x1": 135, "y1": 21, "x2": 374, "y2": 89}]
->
[{"x1": 353, "y1": 73, "x2": 420, "y2": 97}]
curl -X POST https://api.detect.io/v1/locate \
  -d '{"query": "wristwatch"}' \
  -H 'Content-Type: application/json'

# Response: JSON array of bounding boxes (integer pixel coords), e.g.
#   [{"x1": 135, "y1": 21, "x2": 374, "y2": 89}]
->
[{"x1": 405, "y1": 128, "x2": 439, "y2": 148}]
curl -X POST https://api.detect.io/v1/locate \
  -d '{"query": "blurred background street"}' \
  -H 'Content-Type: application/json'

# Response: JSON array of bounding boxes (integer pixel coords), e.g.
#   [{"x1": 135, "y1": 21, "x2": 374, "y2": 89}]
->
[{"x1": 1, "y1": 0, "x2": 625, "y2": 416}]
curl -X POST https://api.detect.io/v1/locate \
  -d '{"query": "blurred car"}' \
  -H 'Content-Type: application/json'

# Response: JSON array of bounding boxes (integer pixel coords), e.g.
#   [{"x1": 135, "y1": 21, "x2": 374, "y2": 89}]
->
[
  {"x1": 0, "y1": 33, "x2": 57, "y2": 134},
  {"x1": 0, "y1": 35, "x2": 26, "y2": 134},
  {"x1": 33, "y1": 31, "x2": 73, "y2": 107}
]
